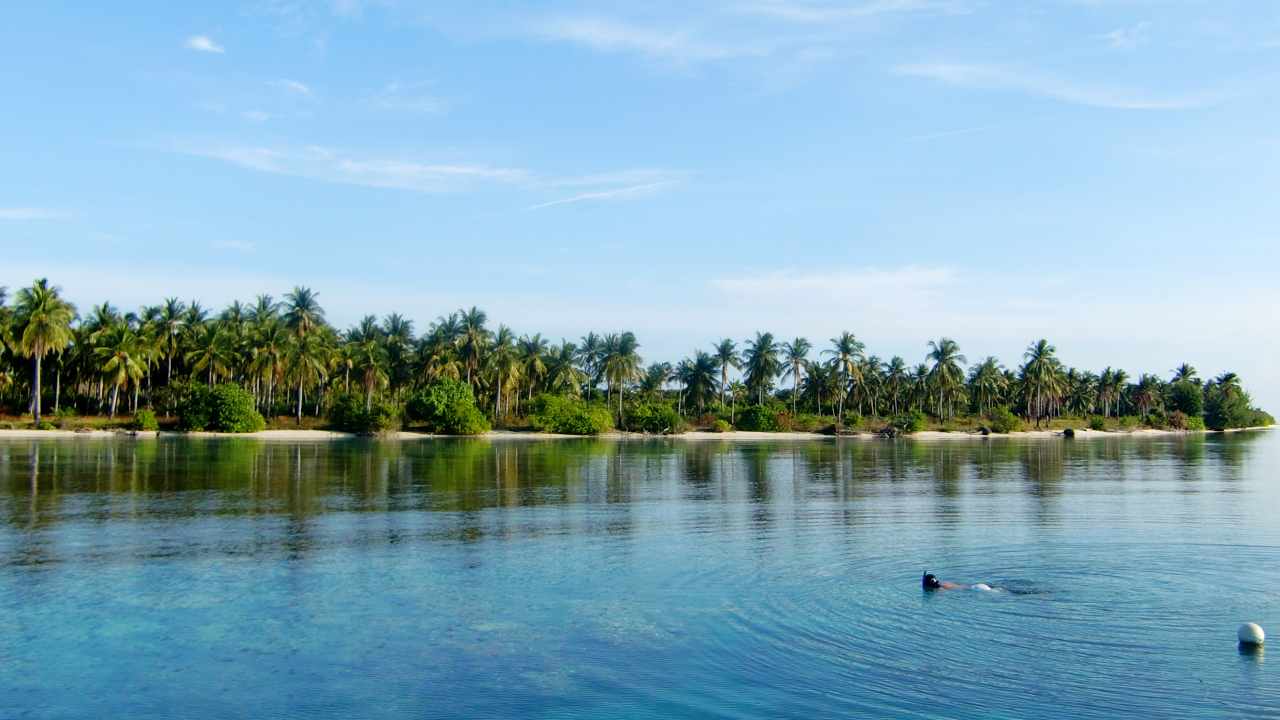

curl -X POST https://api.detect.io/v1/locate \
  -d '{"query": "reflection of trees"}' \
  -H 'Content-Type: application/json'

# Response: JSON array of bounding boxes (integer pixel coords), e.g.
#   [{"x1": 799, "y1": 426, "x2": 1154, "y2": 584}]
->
[{"x1": 0, "y1": 433, "x2": 1267, "y2": 564}]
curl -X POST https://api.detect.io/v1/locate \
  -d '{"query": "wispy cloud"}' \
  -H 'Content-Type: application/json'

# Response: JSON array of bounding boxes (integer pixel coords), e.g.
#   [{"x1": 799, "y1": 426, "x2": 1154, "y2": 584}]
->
[
  {"x1": 535, "y1": 17, "x2": 762, "y2": 63},
  {"x1": 371, "y1": 81, "x2": 448, "y2": 115},
  {"x1": 213, "y1": 240, "x2": 256, "y2": 253},
  {"x1": 740, "y1": 0, "x2": 970, "y2": 23},
  {"x1": 1098, "y1": 21, "x2": 1151, "y2": 49},
  {"x1": 527, "y1": 181, "x2": 676, "y2": 210},
  {"x1": 894, "y1": 62, "x2": 1212, "y2": 110},
  {"x1": 185, "y1": 35, "x2": 225, "y2": 54},
  {"x1": 0, "y1": 207, "x2": 62, "y2": 220},
  {"x1": 241, "y1": 110, "x2": 272, "y2": 122},
  {"x1": 177, "y1": 143, "x2": 530, "y2": 192},
  {"x1": 269, "y1": 79, "x2": 313, "y2": 96}
]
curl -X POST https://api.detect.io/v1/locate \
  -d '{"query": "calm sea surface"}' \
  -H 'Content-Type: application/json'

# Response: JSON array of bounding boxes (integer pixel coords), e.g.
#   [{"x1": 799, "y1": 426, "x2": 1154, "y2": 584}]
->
[{"x1": 1, "y1": 432, "x2": 1276, "y2": 719}]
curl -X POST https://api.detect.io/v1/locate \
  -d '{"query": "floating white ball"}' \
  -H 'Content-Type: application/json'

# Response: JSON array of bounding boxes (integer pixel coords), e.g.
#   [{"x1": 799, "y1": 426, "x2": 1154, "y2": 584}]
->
[{"x1": 1238, "y1": 623, "x2": 1265, "y2": 645}]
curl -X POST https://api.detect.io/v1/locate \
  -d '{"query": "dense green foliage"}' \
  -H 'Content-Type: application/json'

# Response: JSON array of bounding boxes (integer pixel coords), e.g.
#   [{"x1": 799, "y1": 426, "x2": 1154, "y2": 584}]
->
[
  {"x1": 625, "y1": 399, "x2": 684, "y2": 434},
  {"x1": 735, "y1": 404, "x2": 782, "y2": 432},
  {"x1": 176, "y1": 383, "x2": 266, "y2": 433},
  {"x1": 0, "y1": 279, "x2": 1270, "y2": 436},
  {"x1": 405, "y1": 380, "x2": 489, "y2": 435},
  {"x1": 891, "y1": 410, "x2": 928, "y2": 434},
  {"x1": 131, "y1": 408, "x2": 159, "y2": 431},
  {"x1": 328, "y1": 393, "x2": 402, "y2": 434},
  {"x1": 528, "y1": 395, "x2": 614, "y2": 435},
  {"x1": 987, "y1": 406, "x2": 1022, "y2": 434}
]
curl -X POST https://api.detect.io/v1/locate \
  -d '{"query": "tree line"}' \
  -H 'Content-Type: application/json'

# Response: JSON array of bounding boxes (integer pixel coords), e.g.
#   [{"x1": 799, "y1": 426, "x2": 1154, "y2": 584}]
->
[{"x1": 0, "y1": 279, "x2": 1271, "y2": 432}]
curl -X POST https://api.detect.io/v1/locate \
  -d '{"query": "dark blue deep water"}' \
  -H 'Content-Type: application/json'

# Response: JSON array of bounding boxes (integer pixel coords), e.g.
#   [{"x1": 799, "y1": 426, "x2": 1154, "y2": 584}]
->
[{"x1": 1, "y1": 432, "x2": 1277, "y2": 719}]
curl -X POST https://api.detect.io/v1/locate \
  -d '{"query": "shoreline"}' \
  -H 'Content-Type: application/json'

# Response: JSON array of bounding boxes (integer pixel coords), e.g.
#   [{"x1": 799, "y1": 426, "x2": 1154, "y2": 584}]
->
[{"x1": 0, "y1": 426, "x2": 1270, "y2": 441}]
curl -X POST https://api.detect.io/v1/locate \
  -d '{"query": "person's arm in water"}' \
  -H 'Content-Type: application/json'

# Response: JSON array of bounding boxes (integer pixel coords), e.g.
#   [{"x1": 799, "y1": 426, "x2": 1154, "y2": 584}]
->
[{"x1": 922, "y1": 572, "x2": 967, "y2": 591}]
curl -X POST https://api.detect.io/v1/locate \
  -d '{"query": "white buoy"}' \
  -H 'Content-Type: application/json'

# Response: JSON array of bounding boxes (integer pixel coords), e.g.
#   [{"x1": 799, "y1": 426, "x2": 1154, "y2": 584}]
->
[{"x1": 1238, "y1": 623, "x2": 1265, "y2": 646}]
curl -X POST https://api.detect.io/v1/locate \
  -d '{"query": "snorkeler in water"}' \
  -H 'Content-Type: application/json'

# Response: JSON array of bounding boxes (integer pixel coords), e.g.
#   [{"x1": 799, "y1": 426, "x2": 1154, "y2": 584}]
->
[{"x1": 922, "y1": 571, "x2": 994, "y2": 592}]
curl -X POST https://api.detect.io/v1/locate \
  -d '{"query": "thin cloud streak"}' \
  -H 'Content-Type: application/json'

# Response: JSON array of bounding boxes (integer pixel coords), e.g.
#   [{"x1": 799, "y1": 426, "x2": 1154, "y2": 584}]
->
[
  {"x1": 270, "y1": 79, "x2": 313, "y2": 96},
  {"x1": 0, "y1": 207, "x2": 62, "y2": 220},
  {"x1": 185, "y1": 35, "x2": 225, "y2": 54},
  {"x1": 894, "y1": 62, "x2": 1213, "y2": 110},
  {"x1": 535, "y1": 17, "x2": 763, "y2": 63},
  {"x1": 906, "y1": 125, "x2": 993, "y2": 141},
  {"x1": 741, "y1": 0, "x2": 970, "y2": 23},
  {"x1": 526, "y1": 181, "x2": 676, "y2": 210},
  {"x1": 174, "y1": 142, "x2": 682, "y2": 203}
]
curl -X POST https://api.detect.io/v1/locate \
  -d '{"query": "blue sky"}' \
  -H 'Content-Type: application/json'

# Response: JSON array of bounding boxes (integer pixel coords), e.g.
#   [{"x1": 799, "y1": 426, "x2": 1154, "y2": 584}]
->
[{"x1": 3, "y1": 1, "x2": 1279, "y2": 408}]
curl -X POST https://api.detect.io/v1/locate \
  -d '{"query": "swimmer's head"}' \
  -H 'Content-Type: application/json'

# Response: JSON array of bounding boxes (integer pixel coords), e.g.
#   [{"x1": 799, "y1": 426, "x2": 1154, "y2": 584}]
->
[{"x1": 922, "y1": 572, "x2": 942, "y2": 590}]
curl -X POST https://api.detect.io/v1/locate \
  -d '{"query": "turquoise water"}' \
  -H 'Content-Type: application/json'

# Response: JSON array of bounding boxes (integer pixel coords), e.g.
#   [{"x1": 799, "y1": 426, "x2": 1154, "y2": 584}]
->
[{"x1": 1, "y1": 432, "x2": 1277, "y2": 718}]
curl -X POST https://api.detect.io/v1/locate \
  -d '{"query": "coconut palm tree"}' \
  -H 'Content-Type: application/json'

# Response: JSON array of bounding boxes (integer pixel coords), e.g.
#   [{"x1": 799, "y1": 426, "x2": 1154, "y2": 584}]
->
[
  {"x1": 967, "y1": 356, "x2": 1006, "y2": 415},
  {"x1": 823, "y1": 331, "x2": 864, "y2": 418},
  {"x1": 603, "y1": 331, "x2": 642, "y2": 424},
  {"x1": 544, "y1": 342, "x2": 585, "y2": 396},
  {"x1": 457, "y1": 306, "x2": 489, "y2": 390},
  {"x1": 286, "y1": 331, "x2": 329, "y2": 424},
  {"x1": 1020, "y1": 339, "x2": 1064, "y2": 426},
  {"x1": 94, "y1": 324, "x2": 144, "y2": 417},
  {"x1": 284, "y1": 287, "x2": 325, "y2": 338},
  {"x1": 677, "y1": 352, "x2": 718, "y2": 414},
  {"x1": 926, "y1": 338, "x2": 967, "y2": 420},
  {"x1": 741, "y1": 332, "x2": 781, "y2": 405},
  {"x1": 13, "y1": 278, "x2": 77, "y2": 424},
  {"x1": 186, "y1": 324, "x2": 233, "y2": 386},
  {"x1": 488, "y1": 325, "x2": 520, "y2": 418},
  {"x1": 780, "y1": 337, "x2": 811, "y2": 415},
  {"x1": 712, "y1": 338, "x2": 741, "y2": 406},
  {"x1": 640, "y1": 362, "x2": 672, "y2": 397},
  {"x1": 578, "y1": 332, "x2": 605, "y2": 401},
  {"x1": 1171, "y1": 363, "x2": 1198, "y2": 385},
  {"x1": 518, "y1": 334, "x2": 549, "y2": 402}
]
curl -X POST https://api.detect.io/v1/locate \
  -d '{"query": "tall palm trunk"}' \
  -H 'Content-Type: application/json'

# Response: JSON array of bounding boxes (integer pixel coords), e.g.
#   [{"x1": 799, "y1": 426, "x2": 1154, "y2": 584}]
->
[
  {"x1": 296, "y1": 380, "x2": 304, "y2": 424},
  {"x1": 31, "y1": 355, "x2": 42, "y2": 424},
  {"x1": 54, "y1": 367, "x2": 61, "y2": 413},
  {"x1": 109, "y1": 384, "x2": 119, "y2": 418}
]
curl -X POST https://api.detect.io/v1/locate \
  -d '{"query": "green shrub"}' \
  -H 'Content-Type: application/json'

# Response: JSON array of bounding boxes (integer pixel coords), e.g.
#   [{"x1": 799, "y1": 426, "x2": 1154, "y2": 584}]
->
[
  {"x1": 527, "y1": 395, "x2": 613, "y2": 435},
  {"x1": 1186, "y1": 415, "x2": 1206, "y2": 431},
  {"x1": 405, "y1": 380, "x2": 489, "y2": 435},
  {"x1": 37, "y1": 421, "x2": 56, "y2": 431},
  {"x1": 735, "y1": 404, "x2": 781, "y2": 432},
  {"x1": 177, "y1": 383, "x2": 265, "y2": 433},
  {"x1": 1118, "y1": 416, "x2": 1139, "y2": 430},
  {"x1": 987, "y1": 406, "x2": 1021, "y2": 434},
  {"x1": 1168, "y1": 381, "x2": 1204, "y2": 416},
  {"x1": 890, "y1": 410, "x2": 927, "y2": 434},
  {"x1": 790, "y1": 413, "x2": 828, "y2": 433},
  {"x1": 131, "y1": 409, "x2": 159, "y2": 431},
  {"x1": 1143, "y1": 409, "x2": 1167, "y2": 428},
  {"x1": 842, "y1": 413, "x2": 864, "y2": 430},
  {"x1": 328, "y1": 393, "x2": 402, "y2": 434},
  {"x1": 1088, "y1": 416, "x2": 1107, "y2": 431},
  {"x1": 712, "y1": 419, "x2": 732, "y2": 433},
  {"x1": 626, "y1": 400, "x2": 684, "y2": 434}
]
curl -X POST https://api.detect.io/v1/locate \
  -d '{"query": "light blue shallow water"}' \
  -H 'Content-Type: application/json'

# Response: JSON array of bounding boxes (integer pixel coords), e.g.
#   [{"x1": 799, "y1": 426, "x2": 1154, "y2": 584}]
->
[{"x1": 0, "y1": 432, "x2": 1276, "y2": 719}]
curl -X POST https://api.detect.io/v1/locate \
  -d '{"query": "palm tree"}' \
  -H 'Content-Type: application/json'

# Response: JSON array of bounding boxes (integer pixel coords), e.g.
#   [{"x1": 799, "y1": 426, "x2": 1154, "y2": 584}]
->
[
  {"x1": 742, "y1": 332, "x2": 781, "y2": 405},
  {"x1": 94, "y1": 324, "x2": 143, "y2": 417},
  {"x1": 382, "y1": 313, "x2": 415, "y2": 398},
  {"x1": 1021, "y1": 339, "x2": 1064, "y2": 426},
  {"x1": 578, "y1": 332, "x2": 605, "y2": 401},
  {"x1": 186, "y1": 324, "x2": 233, "y2": 386},
  {"x1": 967, "y1": 357, "x2": 1006, "y2": 416},
  {"x1": 488, "y1": 325, "x2": 520, "y2": 418},
  {"x1": 457, "y1": 306, "x2": 489, "y2": 389},
  {"x1": 286, "y1": 331, "x2": 329, "y2": 424},
  {"x1": 350, "y1": 317, "x2": 389, "y2": 412},
  {"x1": 1214, "y1": 372, "x2": 1242, "y2": 399},
  {"x1": 822, "y1": 331, "x2": 864, "y2": 418},
  {"x1": 780, "y1": 337, "x2": 811, "y2": 415},
  {"x1": 284, "y1": 287, "x2": 325, "y2": 338},
  {"x1": 544, "y1": 342, "x2": 586, "y2": 396},
  {"x1": 13, "y1": 279, "x2": 77, "y2": 424},
  {"x1": 883, "y1": 356, "x2": 908, "y2": 415},
  {"x1": 518, "y1": 334, "x2": 549, "y2": 402},
  {"x1": 712, "y1": 339, "x2": 740, "y2": 406},
  {"x1": 1132, "y1": 374, "x2": 1163, "y2": 417},
  {"x1": 926, "y1": 338, "x2": 967, "y2": 420},
  {"x1": 1172, "y1": 363, "x2": 1198, "y2": 385},
  {"x1": 602, "y1": 331, "x2": 642, "y2": 424},
  {"x1": 676, "y1": 352, "x2": 718, "y2": 414},
  {"x1": 640, "y1": 362, "x2": 672, "y2": 397}
]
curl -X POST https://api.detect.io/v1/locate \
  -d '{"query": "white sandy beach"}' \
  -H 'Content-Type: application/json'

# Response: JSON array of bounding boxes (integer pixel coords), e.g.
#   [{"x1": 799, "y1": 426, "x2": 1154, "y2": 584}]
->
[{"x1": 0, "y1": 427, "x2": 1269, "y2": 441}]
